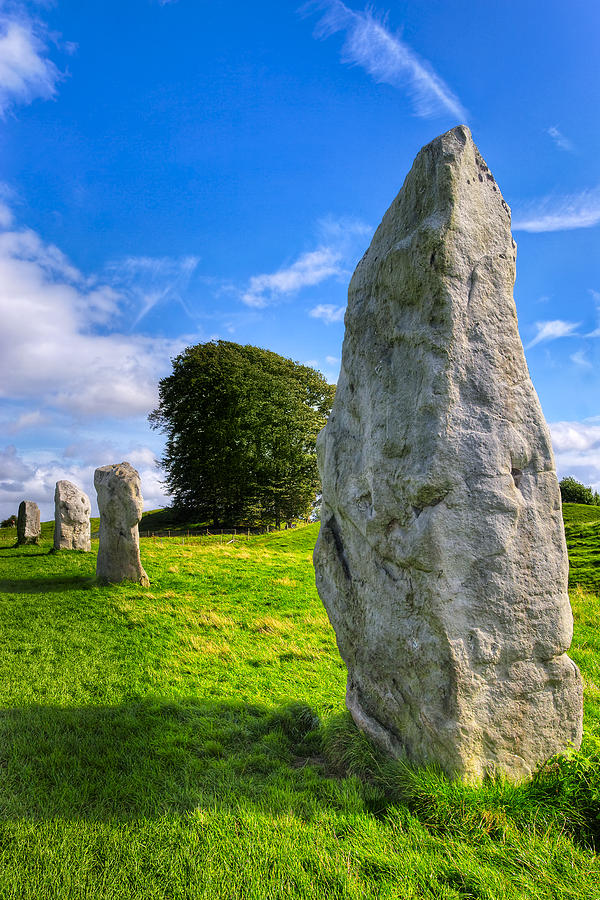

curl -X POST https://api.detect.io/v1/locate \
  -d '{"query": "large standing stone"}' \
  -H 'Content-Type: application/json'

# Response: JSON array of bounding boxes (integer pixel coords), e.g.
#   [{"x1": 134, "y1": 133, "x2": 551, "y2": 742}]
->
[
  {"x1": 17, "y1": 501, "x2": 40, "y2": 545},
  {"x1": 314, "y1": 125, "x2": 582, "y2": 781},
  {"x1": 54, "y1": 480, "x2": 91, "y2": 551},
  {"x1": 94, "y1": 462, "x2": 149, "y2": 586}
]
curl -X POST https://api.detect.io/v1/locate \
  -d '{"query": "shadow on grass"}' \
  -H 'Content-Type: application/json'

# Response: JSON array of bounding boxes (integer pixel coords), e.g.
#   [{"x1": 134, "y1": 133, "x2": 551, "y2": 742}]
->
[
  {"x1": 1, "y1": 698, "x2": 599, "y2": 855},
  {"x1": 0, "y1": 698, "x2": 352, "y2": 824},
  {"x1": 0, "y1": 575, "x2": 95, "y2": 593}
]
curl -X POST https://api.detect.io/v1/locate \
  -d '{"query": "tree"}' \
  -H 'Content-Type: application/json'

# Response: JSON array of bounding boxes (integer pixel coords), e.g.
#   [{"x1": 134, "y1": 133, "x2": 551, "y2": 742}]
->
[
  {"x1": 149, "y1": 341, "x2": 335, "y2": 528},
  {"x1": 559, "y1": 476, "x2": 600, "y2": 506},
  {"x1": 1, "y1": 514, "x2": 16, "y2": 528}
]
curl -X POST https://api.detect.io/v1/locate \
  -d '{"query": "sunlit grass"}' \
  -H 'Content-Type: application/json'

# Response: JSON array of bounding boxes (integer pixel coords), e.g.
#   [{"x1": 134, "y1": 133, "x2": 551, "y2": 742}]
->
[{"x1": 0, "y1": 509, "x2": 598, "y2": 898}]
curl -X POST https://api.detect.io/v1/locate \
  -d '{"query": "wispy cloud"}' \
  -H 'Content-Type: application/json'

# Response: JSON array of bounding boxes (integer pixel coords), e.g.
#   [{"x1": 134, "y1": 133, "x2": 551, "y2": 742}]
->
[
  {"x1": 570, "y1": 349, "x2": 592, "y2": 369},
  {"x1": 309, "y1": 303, "x2": 346, "y2": 323},
  {"x1": 304, "y1": 0, "x2": 466, "y2": 120},
  {"x1": 243, "y1": 247, "x2": 342, "y2": 308},
  {"x1": 106, "y1": 254, "x2": 200, "y2": 326},
  {"x1": 513, "y1": 185, "x2": 600, "y2": 232},
  {"x1": 0, "y1": 6, "x2": 63, "y2": 115},
  {"x1": 526, "y1": 319, "x2": 580, "y2": 348},
  {"x1": 587, "y1": 289, "x2": 600, "y2": 337},
  {"x1": 547, "y1": 126, "x2": 574, "y2": 152},
  {"x1": 241, "y1": 216, "x2": 370, "y2": 308}
]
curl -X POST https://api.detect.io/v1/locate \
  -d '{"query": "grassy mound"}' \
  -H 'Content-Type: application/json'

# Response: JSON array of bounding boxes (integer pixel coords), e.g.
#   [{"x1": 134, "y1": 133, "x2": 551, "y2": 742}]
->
[
  {"x1": 563, "y1": 504, "x2": 600, "y2": 593},
  {"x1": 0, "y1": 516, "x2": 599, "y2": 897},
  {"x1": 562, "y1": 503, "x2": 600, "y2": 525}
]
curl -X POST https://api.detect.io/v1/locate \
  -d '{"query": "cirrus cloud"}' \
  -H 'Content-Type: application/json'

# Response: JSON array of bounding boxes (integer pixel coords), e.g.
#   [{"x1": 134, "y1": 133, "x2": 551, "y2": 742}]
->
[
  {"x1": 305, "y1": 0, "x2": 467, "y2": 120},
  {"x1": 525, "y1": 319, "x2": 580, "y2": 349}
]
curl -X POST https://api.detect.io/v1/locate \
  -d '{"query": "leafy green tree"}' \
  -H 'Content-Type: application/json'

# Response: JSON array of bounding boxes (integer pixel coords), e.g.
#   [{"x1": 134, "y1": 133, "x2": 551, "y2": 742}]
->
[
  {"x1": 149, "y1": 341, "x2": 335, "y2": 528},
  {"x1": 559, "y1": 476, "x2": 600, "y2": 506}
]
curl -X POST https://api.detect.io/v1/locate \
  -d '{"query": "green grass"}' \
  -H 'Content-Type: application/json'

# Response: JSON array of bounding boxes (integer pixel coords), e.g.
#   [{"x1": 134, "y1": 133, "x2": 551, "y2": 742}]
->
[
  {"x1": 562, "y1": 503, "x2": 600, "y2": 525},
  {"x1": 563, "y1": 504, "x2": 600, "y2": 593},
  {"x1": 0, "y1": 513, "x2": 599, "y2": 898}
]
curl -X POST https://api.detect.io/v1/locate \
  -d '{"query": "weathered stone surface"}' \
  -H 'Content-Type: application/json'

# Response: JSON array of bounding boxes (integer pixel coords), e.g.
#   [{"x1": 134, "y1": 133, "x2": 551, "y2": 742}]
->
[
  {"x1": 54, "y1": 480, "x2": 91, "y2": 551},
  {"x1": 314, "y1": 125, "x2": 583, "y2": 781},
  {"x1": 94, "y1": 462, "x2": 149, "y2": 586},
  {"x1": 17, "y1": 500, "x2": 40, "y2": 545}
]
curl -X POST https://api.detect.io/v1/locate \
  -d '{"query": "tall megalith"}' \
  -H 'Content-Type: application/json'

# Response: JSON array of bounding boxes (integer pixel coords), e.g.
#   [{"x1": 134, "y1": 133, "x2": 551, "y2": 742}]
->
[
  {"x1": 314, "y1": 125, "x2": 582, "y2": 781},
  {"x1": 17, "y1": 500, "x2": 40, "y2": 545},
  {"x1": 54, "y1": 480, "x2": 91, "y2": 551},
  {"x1": 95, "y1": 462, "x2": 149, "y2": 586}
]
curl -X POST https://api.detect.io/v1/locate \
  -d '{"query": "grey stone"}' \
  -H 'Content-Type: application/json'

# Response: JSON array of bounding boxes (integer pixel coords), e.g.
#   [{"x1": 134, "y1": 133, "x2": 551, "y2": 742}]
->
[
  {"x1": 54, "y1": 480, "x2": 91, "y2": 551},
  {"x1": 94, "y1": 461, "x2": 149, "y2": 586},
  {"x1": 17, "y1": 500, "x2": 40, "y2": 545},
  {"x1": 314, "y1": 125, "x2": 583, "y2": 781}
]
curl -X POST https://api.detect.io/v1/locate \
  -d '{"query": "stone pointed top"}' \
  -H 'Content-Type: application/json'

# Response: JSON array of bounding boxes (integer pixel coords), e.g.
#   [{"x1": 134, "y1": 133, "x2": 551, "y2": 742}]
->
[
  {"x1": 314, "y1": 128, "x2": 582, "y2": 781},
  {"x1": 353, "y1": 125, "x2": 514, "y2": 306}
]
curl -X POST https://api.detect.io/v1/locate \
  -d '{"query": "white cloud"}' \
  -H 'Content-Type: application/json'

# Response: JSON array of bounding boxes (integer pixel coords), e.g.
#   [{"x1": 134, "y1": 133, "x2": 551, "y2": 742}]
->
[
  {"x1": 306, "y1": 0, "x2": 467, "y2": 120},
  {"x1": 546, "y1": 126, "x2": 574, "y2": 152},
  {"x1": 0, "y1": 442, "x2": 170, "y2": 521},
  {"x1": 309, "y1": 303, "x2": 346, "y2": 323},
  {"x1": 6, "y1": 409, "x2": 50, "y2": 433},
  {"x1": 0, "y1": 218, "x2": 191, "y2": 420},
  {"x1": 0, "y1": 9, "x2": 62, "y2": 115},
  {"x1": 513, "y1": 185, "x2": 600, "y2": 232},
  {"x1": 241, "y1": 216, "x2": 370, "y2": 308},
  {"x1": 550, "y1": 421, "x2": 600, "y2": 493},
  {"x1": 242, "y1": 247, "x2": 342, "y2": 308},
  {"x1": 551, "y1": 421, "x2": 600, "y2": 453},
  {"x1": 0, "y1": 443, "x2": 33, "y2": 486},
  {"x1": 526, "y1": 319, "x2": 580, "y2": 348},
  {"x1": 325, "y1": 355, "x2": 340, "y2": 365},
  {"x1": 0, "y1": 199, "x2": 13, "y2": 227},
  {"x1": 570, "y1": 349, "x2": 592, "y2": 369}
]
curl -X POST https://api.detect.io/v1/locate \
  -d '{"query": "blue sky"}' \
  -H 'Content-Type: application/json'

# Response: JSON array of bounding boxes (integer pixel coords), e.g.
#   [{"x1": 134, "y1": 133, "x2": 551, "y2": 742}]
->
[{"x1": 1, "y1": 0, "x2": 599, "y2": 519}]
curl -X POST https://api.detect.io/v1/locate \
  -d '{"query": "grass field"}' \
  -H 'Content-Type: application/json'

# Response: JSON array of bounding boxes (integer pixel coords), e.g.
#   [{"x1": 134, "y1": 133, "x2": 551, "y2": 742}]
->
[{"x1": 0, "y1": 506, "x2": 599, "y2": 898}]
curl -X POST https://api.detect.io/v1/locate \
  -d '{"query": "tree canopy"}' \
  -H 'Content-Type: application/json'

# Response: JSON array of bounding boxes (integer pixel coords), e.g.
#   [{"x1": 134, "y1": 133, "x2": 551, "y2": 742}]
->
[
  {"x1": 149, "y1": 341, "x2": 336, "y2": 528},
  {"x1": 559, "y1": 476, "x2": 600, "y2": 506}
]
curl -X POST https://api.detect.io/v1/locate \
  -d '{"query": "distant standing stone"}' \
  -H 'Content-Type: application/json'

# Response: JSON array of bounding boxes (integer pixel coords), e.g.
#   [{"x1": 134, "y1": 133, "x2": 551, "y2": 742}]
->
[
  {"x1": 94, "y1": 462, "x2": 149, "y2": 586},
  {"x1": 17, "y1": 501, "x2": 41, "y2": 545},
  {"x1": 54, "y1": 480, "x2": 91, "y2": 551},
  {"x1": 314, "y1": 125, "x2": 582, "y2": 781}
]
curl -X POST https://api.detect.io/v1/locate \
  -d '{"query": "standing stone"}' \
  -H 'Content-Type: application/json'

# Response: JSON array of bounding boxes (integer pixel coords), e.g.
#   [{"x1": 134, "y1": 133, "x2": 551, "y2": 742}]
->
[
  {"x1": 17, "y1": 501, "x2": 40, "y2": 545},
  {"x1": 94, "y1": 462, "x2": 149, "y2": 586},
  {"x1": 54, "y1": 481, "x2": 92, "y2": 551},
  {"x1": 314, "y1": 125, "x2": 582, "y2": 781}
]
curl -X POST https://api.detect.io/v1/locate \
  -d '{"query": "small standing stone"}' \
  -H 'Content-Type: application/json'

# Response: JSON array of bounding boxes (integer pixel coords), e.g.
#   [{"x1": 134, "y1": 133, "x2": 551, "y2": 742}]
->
[
  {"x1": 94, "y1": 462, "x2": 149, "y2": 586},
  {"x1": 54, "y1": 480, "x2": 91, "y2": 551},
  {"x1": 17, "y1": 501, "x2": 41, "y2": 545}
]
